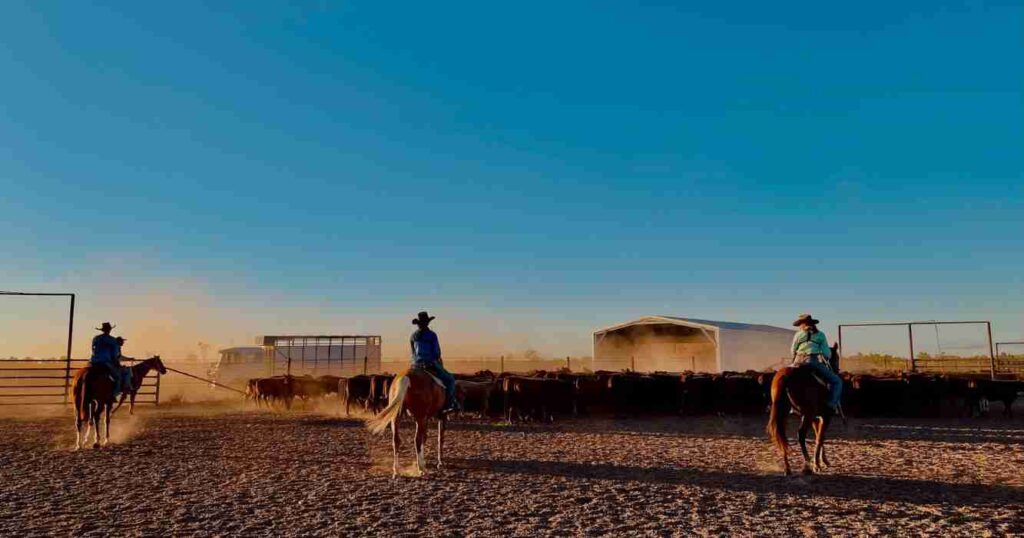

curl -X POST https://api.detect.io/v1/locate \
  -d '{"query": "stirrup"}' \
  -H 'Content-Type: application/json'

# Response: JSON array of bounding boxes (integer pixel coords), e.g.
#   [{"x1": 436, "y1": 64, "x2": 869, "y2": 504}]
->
[{"x1": 441, "y1": 402, "x2": 461, "y2": 415}]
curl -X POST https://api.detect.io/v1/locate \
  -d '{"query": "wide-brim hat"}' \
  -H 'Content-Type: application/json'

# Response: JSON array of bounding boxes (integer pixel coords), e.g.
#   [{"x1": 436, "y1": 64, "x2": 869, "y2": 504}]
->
[
  {"x1": 95, "y1": 322, "x2": 116, "y2": 332},
  {"x1": 412, "y1": 311, "x2": 436, "y2": 325},
  {"x1": 792, "y1": 314, "x2": 820, "y2": 327}
]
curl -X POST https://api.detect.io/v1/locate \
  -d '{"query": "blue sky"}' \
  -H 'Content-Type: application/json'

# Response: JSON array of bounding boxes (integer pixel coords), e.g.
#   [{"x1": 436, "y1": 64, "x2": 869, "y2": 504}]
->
[{"x1": 1, "y1": 1, "x2": 1022, "y2": 359}]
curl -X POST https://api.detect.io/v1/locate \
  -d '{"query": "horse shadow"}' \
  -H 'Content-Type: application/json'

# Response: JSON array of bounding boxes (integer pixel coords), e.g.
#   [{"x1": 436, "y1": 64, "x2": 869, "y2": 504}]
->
[
  {"x1": 447, "y1": 416, "x2": 1024, "y2": 445},
  {"x1": 447, "y1": 416, "x2": 771, "y2": 440},
  {"x1": 448, "y1": 457, "x2": 1024, "y2": 508}
]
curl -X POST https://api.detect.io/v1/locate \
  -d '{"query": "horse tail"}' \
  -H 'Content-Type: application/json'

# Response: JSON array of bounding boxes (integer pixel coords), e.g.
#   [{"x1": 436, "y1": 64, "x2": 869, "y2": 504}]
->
[
  {"x1": 767, "y1": 367, "x2": 792, "y2": 457},
  {"x1": 366, "y1": 375, "x2": 409, "y2": 435},
  {"x1": 74, "y1": 370, "x2": 90, "y2": 421}
]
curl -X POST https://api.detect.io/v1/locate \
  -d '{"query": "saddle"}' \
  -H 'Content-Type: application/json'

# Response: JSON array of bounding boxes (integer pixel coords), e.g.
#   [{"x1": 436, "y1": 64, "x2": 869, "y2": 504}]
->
[
  {"x1": 411, "y1": 365, "x2": 446, "y2": 389},
  {"x1": 795, "y1": 363, "x2": 831, "y2": 389}
]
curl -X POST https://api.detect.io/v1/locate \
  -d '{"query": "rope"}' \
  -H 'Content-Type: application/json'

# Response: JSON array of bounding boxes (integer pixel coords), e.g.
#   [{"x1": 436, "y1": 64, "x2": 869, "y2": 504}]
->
[{"x1": 163, "y1": 366, "x2": 247, "y2": 395}]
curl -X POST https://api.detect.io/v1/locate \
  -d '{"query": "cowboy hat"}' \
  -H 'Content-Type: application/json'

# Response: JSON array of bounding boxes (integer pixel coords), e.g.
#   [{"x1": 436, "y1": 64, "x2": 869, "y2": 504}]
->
[
  {"x1": 792, "y1": 314, "x2": 819, "y2": 327},
  {"x1": 411, "y1": 311, "x2": 436, "y2": 325},
  {"x1": 95, "y1": 322, "x2": 116, "y2": 332}
]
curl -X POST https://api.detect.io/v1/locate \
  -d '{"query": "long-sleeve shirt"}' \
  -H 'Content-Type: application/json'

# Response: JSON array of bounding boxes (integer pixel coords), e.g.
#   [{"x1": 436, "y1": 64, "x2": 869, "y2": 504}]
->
[
  {"x1": 792, "y1": 329, "x2": 831, "y2": 361},
  {"x1": 90, "y1": 334, "x2": 119, "y2": 365},
  {"x1": 410, "y1": 328, "x2": 442, "y2": 365}
]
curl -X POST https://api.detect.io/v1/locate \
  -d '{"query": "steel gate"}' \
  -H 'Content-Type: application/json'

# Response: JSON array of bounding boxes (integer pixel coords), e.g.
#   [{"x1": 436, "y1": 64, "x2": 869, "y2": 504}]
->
[{"x1": 0, "y1": 291, "x2": 161, "y2": 407}]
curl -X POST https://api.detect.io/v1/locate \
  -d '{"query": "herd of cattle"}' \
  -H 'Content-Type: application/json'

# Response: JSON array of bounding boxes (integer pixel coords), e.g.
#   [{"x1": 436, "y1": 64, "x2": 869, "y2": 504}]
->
[{"x1": 244, "y1": 369, "x2": 1024, "y2": 421}]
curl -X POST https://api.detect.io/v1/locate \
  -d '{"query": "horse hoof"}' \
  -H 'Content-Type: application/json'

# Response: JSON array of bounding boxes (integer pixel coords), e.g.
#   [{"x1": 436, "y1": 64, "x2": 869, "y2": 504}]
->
[
  {"x1": 92, "y1": 443, "x2": 100, "y2": 449},
  {"x1": 802, "y1": 467, "x2": 814, "y2": 475}
]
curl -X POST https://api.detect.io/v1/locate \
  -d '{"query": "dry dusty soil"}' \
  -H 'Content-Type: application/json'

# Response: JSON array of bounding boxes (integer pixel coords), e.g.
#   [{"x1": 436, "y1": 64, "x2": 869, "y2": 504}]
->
[{"x1": 0, "y1": 405, "x2": 1022, "y2": 537}]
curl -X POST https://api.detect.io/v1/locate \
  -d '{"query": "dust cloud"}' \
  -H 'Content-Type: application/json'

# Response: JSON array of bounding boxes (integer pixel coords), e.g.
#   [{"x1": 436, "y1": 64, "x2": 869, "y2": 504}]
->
[
  {"x1": 3, "y1": 273, "x2": 602, "y2": 395},
  {"x1": 593, "y1": 324, "x2": 716, "y2": 372}
]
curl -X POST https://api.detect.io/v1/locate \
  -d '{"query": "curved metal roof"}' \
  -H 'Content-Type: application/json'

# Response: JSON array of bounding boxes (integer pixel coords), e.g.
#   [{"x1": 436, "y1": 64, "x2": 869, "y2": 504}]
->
[{"x1": 594, "y1": 315, "x2": 794, "y2": 336}]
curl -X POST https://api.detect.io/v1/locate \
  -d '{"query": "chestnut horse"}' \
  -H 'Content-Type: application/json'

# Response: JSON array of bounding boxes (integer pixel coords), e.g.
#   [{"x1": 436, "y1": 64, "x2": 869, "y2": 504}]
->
[
  {"x1": 114, "y1": 356, "x2": 168, "y2": 415},
  {"x1": 72, "y1": 356, "x2": 164, "y2": 449},
  {"x1": 366, "y1": 366, "x2": 447, "y2": 478},
  {"x1": 766, "y1": 344, "x2": 839, "y2": 475}
]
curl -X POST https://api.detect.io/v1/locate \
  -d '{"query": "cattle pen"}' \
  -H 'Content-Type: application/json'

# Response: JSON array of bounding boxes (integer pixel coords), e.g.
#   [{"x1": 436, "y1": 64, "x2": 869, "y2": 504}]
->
[{"x1": 837, "y1": 320, "x2": 1005, "y2": 378}]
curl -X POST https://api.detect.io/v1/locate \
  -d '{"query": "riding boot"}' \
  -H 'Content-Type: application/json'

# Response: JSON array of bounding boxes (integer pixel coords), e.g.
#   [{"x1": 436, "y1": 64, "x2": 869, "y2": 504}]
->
[{"x1": 441, "y1": 391, "x2": 461, "y2": 414}]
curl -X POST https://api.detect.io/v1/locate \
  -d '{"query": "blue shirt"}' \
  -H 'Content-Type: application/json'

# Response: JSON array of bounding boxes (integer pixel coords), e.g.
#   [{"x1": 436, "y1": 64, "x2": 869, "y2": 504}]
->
[
  {"x1": 792, "y1": 329, "x2": 832, "y2": 360},
  {"x1": 410, "y1": 328, "x2": 442, "y2": 365},
  {"x1": 91, "y1": 334, "x2": 119, "y2": 365}
]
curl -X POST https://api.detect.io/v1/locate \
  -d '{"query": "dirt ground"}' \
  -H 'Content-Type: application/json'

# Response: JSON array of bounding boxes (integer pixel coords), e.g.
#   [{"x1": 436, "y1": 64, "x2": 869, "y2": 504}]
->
[{"x1": 0, "y1": 405, "x2": 1021, "y2": 537}]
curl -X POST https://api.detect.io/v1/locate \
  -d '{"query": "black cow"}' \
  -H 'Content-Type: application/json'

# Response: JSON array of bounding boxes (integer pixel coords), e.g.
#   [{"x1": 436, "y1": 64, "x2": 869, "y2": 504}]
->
[
  {"x1": 339, "y1": 375, "x2": 372, "y2": 416},
  {"x1": 503, "y1": 376, "x2": 574, "y2": 423}
]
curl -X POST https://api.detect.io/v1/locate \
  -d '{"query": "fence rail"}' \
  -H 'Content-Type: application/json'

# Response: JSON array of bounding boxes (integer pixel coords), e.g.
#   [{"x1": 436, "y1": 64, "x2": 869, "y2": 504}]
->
[{"x1": 0, "y1": 357, "x2": 161, "y2": 406}]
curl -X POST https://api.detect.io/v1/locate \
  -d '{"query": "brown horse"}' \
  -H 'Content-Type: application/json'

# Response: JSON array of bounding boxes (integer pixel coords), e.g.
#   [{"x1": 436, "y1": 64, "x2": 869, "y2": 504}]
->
[
  {"x1": 72, "y1": 356, "x2": 163, "y2": 449},
  {"x1": 113, "y1": 356, "x2": 167, "y2": 415},
  {"x1": 766, "y1": 344, "x2": 839, "y2": 475},
  {"x1": 366, "y1": 366, "x2": 447, "y2": 478}
]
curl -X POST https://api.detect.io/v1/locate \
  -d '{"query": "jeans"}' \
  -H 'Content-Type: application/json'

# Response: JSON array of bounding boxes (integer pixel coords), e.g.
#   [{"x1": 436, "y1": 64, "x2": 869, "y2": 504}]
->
[
  {"x1": 799, "y1": 355, "x2": 842, "y2": 409},
  {"x1": 417, "y1": 361, "x2": 456, "y2": 407}
]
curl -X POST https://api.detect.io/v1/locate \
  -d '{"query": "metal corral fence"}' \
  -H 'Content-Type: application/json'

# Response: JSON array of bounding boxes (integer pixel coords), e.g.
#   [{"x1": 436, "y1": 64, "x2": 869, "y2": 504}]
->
[
  {"x1": 0, "y1": 357, "x2": 161, "y2": 406},
  {"x1": 837, "y1": 320, "x2": 1012, "y2": 379},
  {"x1": 995, "y1": 341, "x2": 1024, "y2": 377}
]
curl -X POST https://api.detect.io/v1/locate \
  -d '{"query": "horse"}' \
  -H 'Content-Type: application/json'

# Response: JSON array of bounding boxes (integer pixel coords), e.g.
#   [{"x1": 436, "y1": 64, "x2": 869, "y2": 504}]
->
[
  {"x1": 766, "y1": 344, "x2": 839, "y2": 475},
  {"x1": 113, "y1": 356, "x2": 168, "y2": 415},
  {"x1": 71, "y1": 355, "x2": 163, "y2": 449},
  {"x1": 366, "y1": 366, "x2": 447, "y2": 478}
]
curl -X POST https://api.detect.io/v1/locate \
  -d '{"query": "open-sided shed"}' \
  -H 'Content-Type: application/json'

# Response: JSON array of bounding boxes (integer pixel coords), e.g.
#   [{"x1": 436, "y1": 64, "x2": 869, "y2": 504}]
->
[{"x1": 593, "y1": 316, "x2": 795, "y2": 373}]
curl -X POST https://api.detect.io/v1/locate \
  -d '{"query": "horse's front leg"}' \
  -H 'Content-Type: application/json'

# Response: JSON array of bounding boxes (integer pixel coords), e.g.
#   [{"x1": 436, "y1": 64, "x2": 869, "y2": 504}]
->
[
  {"x1": 436, "y1": 416, "x2": 446, "y2": 469},
  {"x1": 113, "y1": 392, "x2": 127, "y2": 415},
  {"x1": 129, "y1": 392, "x2": 136, "y2": 415},
  {"x1": 797, "y1": 415, "x2": 813, "y2": 474}
]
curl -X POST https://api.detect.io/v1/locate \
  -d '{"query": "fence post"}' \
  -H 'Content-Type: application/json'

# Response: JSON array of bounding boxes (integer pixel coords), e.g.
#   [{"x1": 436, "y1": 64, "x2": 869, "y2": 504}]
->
[
  {"x1": 631, "y1": 355, "x2": 636, "y2": 372},
  {"x1": 500, "y1": 355, "x2": 504, "y2": 374},
  {"x1": 907, "y1": 324, "x2": 916, "y2": 372},
  {"x1": 62, "y1": 293, "x2": 75, "y2": 401},
  {"x1": 566, "y1": 356, "x2": 570, "y2": 371},
  {"x1": 155, "y1": 371, "x2": 161, "y2": 406},
  {"x1": 837, "y1": 325, "x2": 843, "y2": 372},
  {"x1": 363, "y1": 356, "x2": 368, "y2": 375},
  {"x1": 987, "y1": 322, "x2": 996, "y2": 380}
]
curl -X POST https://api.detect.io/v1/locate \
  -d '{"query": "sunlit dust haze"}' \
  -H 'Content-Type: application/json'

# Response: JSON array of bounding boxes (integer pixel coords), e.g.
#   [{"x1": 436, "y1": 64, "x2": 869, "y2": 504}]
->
[{"x1": 0, "y1": 266, "x2": 595, "y2": 364}]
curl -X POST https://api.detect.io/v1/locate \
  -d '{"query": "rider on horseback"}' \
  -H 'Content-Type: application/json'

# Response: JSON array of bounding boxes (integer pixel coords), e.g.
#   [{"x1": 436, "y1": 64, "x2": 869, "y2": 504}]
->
[
  {"x1": 90, "y1": 322, "x2": 124, "y2": 396},
  {"x1": 791, "y1": 314, "x2": 842, "y2": 413},
  {"x1": 114, "y1": 336, "x2": 135, "y2": 396},
  {"x1": 410, "y1": 311, "x2": 459, "y2": 414}
]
